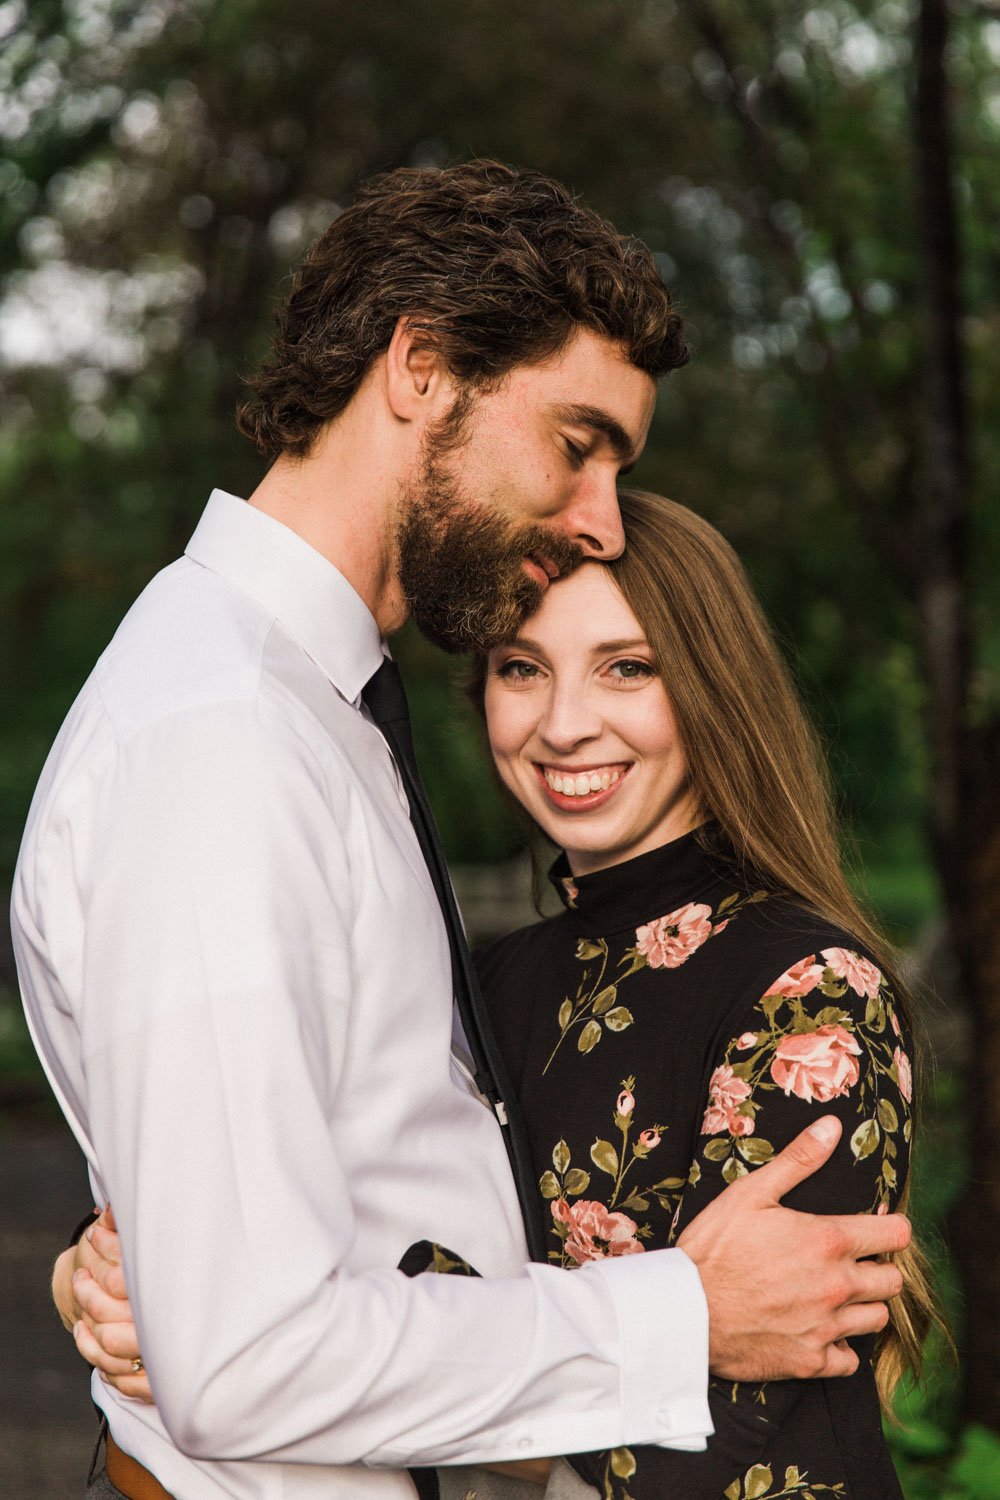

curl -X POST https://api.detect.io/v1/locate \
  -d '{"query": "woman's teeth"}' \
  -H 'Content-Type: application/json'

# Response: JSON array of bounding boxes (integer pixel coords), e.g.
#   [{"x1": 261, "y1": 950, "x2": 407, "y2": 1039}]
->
[{"x1": 544, "y1": 768, "x2": 622, "y2": 797}]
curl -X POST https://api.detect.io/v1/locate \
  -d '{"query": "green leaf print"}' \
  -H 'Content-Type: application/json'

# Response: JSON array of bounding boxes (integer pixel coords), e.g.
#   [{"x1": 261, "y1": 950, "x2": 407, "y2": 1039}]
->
[
  {"x1": 591, "y1": 1139, "x2": 619, "y2": 1177},
  {"x1": 539, "y1": 1171, "x2": 560, "y2": 1199},
  {"x1": 745, "y1": 1466, "x2": 773, "y2": 1499},
  {"x1": 850, "y1": 1118, "x2": 880, "y2": 1160},
  {"x1": 610, "y1": 1449, "x2": 636, "y2": 1479},
  {"x1": 578, "y1": 1020, "x2": 602, "y2": 1053}
]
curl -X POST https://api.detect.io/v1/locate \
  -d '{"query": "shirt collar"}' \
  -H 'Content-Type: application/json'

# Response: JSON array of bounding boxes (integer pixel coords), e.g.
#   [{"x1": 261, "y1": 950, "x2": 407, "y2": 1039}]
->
[{"x1": 185, "y1": 489, "x2": 386, "y2": 703}]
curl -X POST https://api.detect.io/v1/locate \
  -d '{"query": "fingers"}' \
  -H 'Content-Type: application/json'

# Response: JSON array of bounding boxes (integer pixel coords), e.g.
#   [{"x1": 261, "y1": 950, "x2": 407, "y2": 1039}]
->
[
  {"x1": 826, "y1": 1299, "x2": 891, "y2": 1344},
  {"x1": 79, "y1": 1223, "x2": 128, "y2": 1300},
  {"x1": 72, "y1": 1269, "x2": 138, "y2": 1354},
  {"x1": 837, "y1": 1210, "x2": 911, "y2": 1260},
  {"x1": 735, "y1": 1115, "x2": 842, "y2": 1205},
  {"x1": 842, "y1": 1253, "x2": 904, "y2": 1306},
  {"x1": 810, "y1": 1338, "x2": 860, "y2": 1380},
  {"x1": 72, "y1": 1322, "x2": 154, "y2": 1404}
]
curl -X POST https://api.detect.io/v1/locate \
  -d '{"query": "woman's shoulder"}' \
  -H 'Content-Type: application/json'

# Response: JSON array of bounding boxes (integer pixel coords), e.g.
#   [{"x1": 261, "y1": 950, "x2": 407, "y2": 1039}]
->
[{"x1": 722, "y1": 891, "x2": 885, "y2": 981}]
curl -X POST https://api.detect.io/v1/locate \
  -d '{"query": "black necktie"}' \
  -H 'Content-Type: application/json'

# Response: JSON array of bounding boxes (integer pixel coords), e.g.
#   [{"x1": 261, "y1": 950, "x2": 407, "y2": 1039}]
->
[{"x1": 362, "y1": 656, "x2": 546, "y2": 1263}]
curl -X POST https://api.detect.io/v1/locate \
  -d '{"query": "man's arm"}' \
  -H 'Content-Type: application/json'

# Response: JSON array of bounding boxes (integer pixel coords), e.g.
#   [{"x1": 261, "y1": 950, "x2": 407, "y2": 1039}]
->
[
  {"x1": 61, "y1": 1120, "x2": 906, "y2": 1397},
  {"x1": 30, "y1": 699, "x2": 711, "y2": 1467}
]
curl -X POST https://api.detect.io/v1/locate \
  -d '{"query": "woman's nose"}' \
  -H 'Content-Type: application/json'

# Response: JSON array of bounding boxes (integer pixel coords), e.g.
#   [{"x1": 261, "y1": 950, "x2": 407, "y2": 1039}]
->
[{"x1": 537, "y1": 683, "x2": 601, "y2": 751}]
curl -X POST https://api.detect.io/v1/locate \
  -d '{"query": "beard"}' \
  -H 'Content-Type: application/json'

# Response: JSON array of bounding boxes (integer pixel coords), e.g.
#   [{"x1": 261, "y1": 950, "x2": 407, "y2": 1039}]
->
[{"x1": 396, "y1": 433, "x2": 585, "y2": 654}]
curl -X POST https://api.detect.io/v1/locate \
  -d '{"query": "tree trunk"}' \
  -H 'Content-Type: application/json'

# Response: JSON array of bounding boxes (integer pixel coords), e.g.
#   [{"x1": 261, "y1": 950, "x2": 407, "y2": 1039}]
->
[
  {"x1": 911, "y1": 0, "x2": 1000, "y2": 1428},
  {"x1": 948, "y1": 743, "x2": 1000, "y2": 1428}
]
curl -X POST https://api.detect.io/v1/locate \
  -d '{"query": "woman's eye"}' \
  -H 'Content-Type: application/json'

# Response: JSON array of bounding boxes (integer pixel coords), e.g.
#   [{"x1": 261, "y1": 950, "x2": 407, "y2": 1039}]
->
[
  {"x1": 609, "y1": 659, "x2": 654, "y2": 681},
  {"x1": 497, "y1": 660, "x2": 540, "y2": 681}
]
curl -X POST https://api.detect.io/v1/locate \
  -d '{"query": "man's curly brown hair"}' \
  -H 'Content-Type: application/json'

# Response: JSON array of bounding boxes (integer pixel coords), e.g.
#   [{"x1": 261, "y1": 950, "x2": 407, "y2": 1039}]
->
[{"x1": 237, "y1": 160, "x2": 688, "y2": 461}]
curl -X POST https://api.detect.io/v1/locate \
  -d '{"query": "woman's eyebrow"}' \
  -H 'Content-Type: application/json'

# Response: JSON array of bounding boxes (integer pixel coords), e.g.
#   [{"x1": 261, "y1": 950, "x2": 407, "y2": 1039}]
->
[
  {"x1": 593, "y1": 638, "x2": 652, "y2": 654},
  {"x1": 551, "y1": 402, "x2": 636, "y2": 466}
]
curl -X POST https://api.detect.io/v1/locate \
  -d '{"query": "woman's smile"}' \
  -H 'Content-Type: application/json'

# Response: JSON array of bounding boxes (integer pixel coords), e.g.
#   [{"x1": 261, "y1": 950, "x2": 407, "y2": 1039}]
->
[
  {"x1": 535, "y1": 761, "x2": 631, "y2": 807},
  {"x1": 485, "y1": 563, "x2": 699, "y2": 876}
]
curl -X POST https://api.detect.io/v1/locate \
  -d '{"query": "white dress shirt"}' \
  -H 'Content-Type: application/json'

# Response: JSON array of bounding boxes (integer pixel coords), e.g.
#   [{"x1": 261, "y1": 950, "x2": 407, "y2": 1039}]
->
[{"x1": 12, "y1": 490, "x2": 710, "y2": 1498}]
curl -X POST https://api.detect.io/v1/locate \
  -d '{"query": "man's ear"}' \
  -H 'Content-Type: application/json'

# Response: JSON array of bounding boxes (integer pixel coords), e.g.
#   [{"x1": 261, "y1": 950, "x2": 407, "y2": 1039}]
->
[{"x1": 385, "y1": 317, "x2": 451, "y2": 422}]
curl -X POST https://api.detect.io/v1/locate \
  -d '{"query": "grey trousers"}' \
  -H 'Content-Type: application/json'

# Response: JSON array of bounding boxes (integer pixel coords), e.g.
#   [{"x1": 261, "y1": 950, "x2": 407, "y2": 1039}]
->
[
  {"x1": 437, "y1": 1458, "x2": 598, "y2": 1500},
  {"x1": 86, "y1": 1472, "x2": 128, "y2": 1499}
]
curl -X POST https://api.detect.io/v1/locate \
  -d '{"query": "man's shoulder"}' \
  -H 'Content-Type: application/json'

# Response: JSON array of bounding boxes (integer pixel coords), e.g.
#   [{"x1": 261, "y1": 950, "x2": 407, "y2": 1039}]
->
[{"x1": 93, "y1": 556, "x2": 274, "y2": 738}]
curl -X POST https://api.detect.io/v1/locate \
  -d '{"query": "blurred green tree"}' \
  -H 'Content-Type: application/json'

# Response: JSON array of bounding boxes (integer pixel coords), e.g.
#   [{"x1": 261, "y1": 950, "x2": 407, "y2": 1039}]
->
[{"x1": 2, "y1": 0, "x2": 998, "y2": 1431}]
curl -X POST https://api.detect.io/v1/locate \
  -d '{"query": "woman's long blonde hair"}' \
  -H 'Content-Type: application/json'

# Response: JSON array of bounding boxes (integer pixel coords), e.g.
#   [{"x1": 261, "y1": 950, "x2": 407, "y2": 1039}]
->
[
  {"x1": 609, "y1": 488, "x2": 942, "y2": 1407},
  {"x1": 472, "y1": 487, "x2": 945, "y2": 1406}
]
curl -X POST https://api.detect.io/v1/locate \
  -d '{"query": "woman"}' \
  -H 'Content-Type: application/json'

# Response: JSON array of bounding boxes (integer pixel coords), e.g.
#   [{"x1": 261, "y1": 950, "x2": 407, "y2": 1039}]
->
[{"x1": 60, "y1": 490, "x2": 937, "y2": 1498}]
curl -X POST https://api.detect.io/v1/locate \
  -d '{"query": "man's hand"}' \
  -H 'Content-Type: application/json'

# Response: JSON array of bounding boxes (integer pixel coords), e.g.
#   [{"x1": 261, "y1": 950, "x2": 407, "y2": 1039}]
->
[
  {"x1": 53, "y1": 1205, "x2": 154, "y2": 1403},
  {"x1": 676, "y1": 1115, "x2": 910, "y2": 1382}
]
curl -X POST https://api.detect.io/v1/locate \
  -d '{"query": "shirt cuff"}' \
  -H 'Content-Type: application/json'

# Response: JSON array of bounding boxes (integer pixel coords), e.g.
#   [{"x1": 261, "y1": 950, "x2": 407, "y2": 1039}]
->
[{"x1": 597, "y1": 1246, "x2": 712, "y2": 1450}]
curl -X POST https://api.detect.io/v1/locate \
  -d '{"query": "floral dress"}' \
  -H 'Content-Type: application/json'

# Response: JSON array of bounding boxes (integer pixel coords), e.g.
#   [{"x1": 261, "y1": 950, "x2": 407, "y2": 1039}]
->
[{"x1": 474, "y1": 828, "x2": 911, "y2": 1500}]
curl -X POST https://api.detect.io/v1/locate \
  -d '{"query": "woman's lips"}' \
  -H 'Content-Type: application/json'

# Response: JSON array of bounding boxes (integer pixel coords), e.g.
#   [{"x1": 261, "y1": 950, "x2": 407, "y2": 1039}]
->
[{"x1": 534, "y1": 763, "x2": 631, "y2": 810}]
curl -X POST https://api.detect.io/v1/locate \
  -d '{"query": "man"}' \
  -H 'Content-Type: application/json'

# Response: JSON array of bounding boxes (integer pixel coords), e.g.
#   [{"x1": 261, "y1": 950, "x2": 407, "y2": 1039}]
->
[{"x1": 14, "y1": 161, "x2": 908, "y2": 1500}]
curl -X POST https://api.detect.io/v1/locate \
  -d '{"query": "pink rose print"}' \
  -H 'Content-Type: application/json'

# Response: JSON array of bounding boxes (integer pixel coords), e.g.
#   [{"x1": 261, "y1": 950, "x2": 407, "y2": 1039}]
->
[
  {"x1": 877, "y1": 1201, "x2": 889, "y2": 1215},
  {"x1": 639, "y1": 1128, "x2": 661, "y2": 1150},
  {"x1": 617, "y1": 1088, "x2": 635, "y2": 1117},
  {"x1": 551, "y1": 1198, "x2": 645, "y2": 1263},
  {"x1": 893, "y1": 1045, "x2": 913, "y2": 1103},
  {"x1": 770, "y1": 1024, "x2": 862, "y2": 1103},
  {"x1": 736, "y1": 1032, "x2": 757, "y2": 1050},
  {"x1": 890, "y1": 1010, "x2": 901, "y2": 1038},
  {"x1": 635, "y1": 903, "x2": 712, "y2": 969},
  {"x1": 822, "y1": 947, "x2": 883, "y2": 1000},
  {"x1": 701, "y1": 1064, "x2": 754, "y2": 1136},
  {"x1": 766, "y1": 955, "x2": 825, "y2": 998}
]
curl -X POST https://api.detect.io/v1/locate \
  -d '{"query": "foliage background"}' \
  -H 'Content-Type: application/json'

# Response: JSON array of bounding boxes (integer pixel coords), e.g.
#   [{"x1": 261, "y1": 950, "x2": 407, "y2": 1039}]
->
[{"x1": 2, "y1": 0, "x2": 997, "y2": 1493}]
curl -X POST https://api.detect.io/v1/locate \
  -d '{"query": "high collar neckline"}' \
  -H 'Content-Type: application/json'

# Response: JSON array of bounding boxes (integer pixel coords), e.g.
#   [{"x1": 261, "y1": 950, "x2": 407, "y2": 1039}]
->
[{"x1": 549, "y1": 826, "x2": 728, "y2": 930}]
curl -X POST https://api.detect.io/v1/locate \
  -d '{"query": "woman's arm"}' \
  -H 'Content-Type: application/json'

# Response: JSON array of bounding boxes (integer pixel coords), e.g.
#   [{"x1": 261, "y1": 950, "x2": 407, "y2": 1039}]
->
[
  {"x1": 570, "y1": 947, "x2": 913, "y2": 1498},
  {"x1": 53, "y1": 1205, "x2": 154, "y2": 1402}
]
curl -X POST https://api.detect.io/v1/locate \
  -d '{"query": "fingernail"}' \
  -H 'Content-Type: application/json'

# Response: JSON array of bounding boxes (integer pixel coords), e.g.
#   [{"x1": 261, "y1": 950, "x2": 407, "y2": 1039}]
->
[
  {"x1": 72, "y1": 1269, "x2": 81, "y2": 1284},
  {"x1": 85, "y1": 1225, "x2": 94, "y2": 1242},
  {"x1": 72, "y1": 1321, "x2": 83, "y2": 1341},
  {"x1": 807, "y1": 1116, "x2": 839, "y2": 1146}
]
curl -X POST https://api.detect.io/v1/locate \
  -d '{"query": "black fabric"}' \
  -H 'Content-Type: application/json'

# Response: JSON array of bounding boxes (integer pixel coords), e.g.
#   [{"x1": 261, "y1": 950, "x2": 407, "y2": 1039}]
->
[
  {"x1": 70, "y1": 1207, "x2": 100, "y2": 1246},
  {"x1": 363, "y1": 657, "x2": 545, "y2": 1262},
  {"x1": 474, "y1": 830, "x2": 909, "y2": 1500}
]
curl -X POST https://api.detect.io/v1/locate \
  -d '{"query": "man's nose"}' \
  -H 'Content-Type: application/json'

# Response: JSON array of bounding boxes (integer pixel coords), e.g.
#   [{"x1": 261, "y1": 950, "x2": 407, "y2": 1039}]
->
[{"x1": 564, "y1": 472, "x2": 626, "y2": 559}]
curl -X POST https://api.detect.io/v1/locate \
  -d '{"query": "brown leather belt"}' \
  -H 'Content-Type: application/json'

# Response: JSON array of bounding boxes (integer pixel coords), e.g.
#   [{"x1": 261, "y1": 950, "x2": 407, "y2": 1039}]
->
[{"x1": 106, "y1": 1431, "x2": 176, "y2": 1500}]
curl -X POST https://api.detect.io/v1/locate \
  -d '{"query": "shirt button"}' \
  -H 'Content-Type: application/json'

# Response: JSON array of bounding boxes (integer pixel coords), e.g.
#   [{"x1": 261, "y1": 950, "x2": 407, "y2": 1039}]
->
[{"x1": 518, "y1": 1436, "x2": 532, "y2": 1451}]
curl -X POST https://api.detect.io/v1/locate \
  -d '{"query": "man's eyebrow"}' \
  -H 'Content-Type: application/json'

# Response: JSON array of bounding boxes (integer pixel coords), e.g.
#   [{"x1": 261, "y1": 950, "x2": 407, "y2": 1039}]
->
[{"x1": 552, "y1": 403, "x2": 637, "y2": 468}]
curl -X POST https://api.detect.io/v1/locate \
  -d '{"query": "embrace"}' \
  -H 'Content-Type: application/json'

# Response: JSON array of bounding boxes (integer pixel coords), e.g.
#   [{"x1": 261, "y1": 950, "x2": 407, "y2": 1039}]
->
[{"x1": 13, "y1": 161, "x2": 932, "y2": 1500}]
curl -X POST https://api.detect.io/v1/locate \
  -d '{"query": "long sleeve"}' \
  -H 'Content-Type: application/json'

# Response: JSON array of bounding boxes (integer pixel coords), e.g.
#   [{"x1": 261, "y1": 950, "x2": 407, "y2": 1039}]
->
[
  {"x1": 568, "y1": 945, "x2": 913, "y2": 1499},
  {"x1": 14, "y1": 683, "x2": 710, "y2": 1489}
]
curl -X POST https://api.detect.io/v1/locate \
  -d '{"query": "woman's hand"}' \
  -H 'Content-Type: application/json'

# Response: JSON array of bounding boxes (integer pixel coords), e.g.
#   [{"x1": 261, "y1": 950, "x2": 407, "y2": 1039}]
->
[{"x1": 54, "y1": 1205, "x2": 154, "y2": 1403}]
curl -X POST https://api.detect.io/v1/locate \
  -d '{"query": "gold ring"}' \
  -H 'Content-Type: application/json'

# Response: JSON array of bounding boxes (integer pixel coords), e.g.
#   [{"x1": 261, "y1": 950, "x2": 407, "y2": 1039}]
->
[{"x1": 130, "y1": 1357, "x2": 144, "y2": 1373}]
